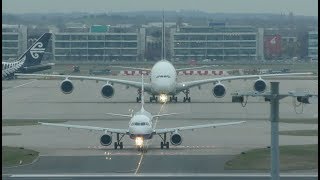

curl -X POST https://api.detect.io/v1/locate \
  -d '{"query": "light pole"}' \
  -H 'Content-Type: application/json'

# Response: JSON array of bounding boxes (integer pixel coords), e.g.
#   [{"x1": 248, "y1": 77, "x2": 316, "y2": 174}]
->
[{"x1": 232, "y1": 82, "x2": 315, "y2": 180}]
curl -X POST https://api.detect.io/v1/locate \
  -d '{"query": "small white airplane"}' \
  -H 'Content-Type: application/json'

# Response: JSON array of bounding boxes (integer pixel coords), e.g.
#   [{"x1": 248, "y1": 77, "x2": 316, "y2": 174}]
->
[
  {"x1": 15, "y1": 15, "x2": 313, "y2": 103},
  {"x1": 39, "y1": 75, "x2": 246, "y2": 150}
]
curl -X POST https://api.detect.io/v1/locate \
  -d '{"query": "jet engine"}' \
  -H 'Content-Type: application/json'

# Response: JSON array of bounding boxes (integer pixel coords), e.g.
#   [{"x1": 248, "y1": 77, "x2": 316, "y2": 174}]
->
[
  {"x1": 60, "y1": 79, "x2": 74, "y2": 94},
  {"x1": 170, "y1": 133, "x2": 182, "y2": 146},
  {"x1": 101, "y1": 84, "x2": 114, "y2": 98},
  {"x1": 212, "y1": 83, "x2": 226, "y2": 98},
  {"x1": 100, "y1": 134, "x2": 112, "y2": 146},
  {"x1": 253, "y1": 78, "x2": 267, "y2": 93}
]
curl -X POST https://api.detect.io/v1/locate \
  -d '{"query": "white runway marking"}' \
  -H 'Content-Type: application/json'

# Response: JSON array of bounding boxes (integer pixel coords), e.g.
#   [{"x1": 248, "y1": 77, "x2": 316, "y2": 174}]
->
[{"x1": 2, "y1": 80, "x2": 37, "y2": 92}]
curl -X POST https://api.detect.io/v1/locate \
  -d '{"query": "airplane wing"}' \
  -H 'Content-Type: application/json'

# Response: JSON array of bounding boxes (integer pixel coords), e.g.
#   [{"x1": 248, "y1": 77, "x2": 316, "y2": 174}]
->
[
  {"x1": 14, "y1": 73, "x2": 152, "y2": 91},
  {"x1": 152, "y1": 113, "x2": 181, "y2": 118},
  {"x1": 39, "y1": 122, "x2": 128, "y2": 134},
  {"x1": 108, "y1": 65, "x2": 151, "y2": 71},
  {"x1": 105, "y1": 113, "x2": 132, "y2": 118},
  {"x1": 176, "y1": 65, "x2": 219, "y2": 72},
  {"x1": 155, "y1": 121, "x2": 246, "y2": 134},
  {"x1": 176, "y1": 72, "x2": 313, "y2": 92}
]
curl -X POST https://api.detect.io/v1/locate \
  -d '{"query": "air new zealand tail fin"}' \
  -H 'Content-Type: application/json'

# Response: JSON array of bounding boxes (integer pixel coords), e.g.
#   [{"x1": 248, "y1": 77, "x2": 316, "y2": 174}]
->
[{"x1": 19, "y1": 33, "x2": 52, "y2": 67}]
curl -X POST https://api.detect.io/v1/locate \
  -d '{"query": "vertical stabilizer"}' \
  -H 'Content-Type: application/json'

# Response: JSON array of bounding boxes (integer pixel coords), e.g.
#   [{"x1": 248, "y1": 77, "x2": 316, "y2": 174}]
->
[
  {"x1": 141, "y1": 74, "x2": 145, "y2": 110},
  {"x1": 20, "y1": 33, "x2": 52, "y2": 67},
  {"x1": 161, "y1": 10, "x2": 165, "y2": 60}
]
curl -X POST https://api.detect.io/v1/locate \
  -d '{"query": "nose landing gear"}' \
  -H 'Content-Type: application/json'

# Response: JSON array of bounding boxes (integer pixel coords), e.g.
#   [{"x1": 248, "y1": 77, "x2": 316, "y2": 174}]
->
[{"x1": 150, "y1": 95, "x2": 158, "y2": 103}]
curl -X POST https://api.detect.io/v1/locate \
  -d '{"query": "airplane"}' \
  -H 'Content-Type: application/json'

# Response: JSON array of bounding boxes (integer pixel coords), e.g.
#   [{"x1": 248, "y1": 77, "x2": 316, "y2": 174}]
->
[
  {"x1": 2, "y1": 32, "x2": 53, "y2": 80},
  {"x1": 39, "y1": 75, "x2": 246, "y2": 150},
  {"x1": 14, "y1": 15, "x2": 313, "y2": 103}
]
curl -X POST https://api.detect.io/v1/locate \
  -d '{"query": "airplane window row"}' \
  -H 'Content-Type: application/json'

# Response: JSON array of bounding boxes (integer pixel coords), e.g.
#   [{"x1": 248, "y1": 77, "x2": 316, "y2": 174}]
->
[
  {"x1": 156, "y1": 75, "x2": 171, "y2": 78},
  {"x1": 131, "y1": 122, "x2": 150, "y2": 126}
]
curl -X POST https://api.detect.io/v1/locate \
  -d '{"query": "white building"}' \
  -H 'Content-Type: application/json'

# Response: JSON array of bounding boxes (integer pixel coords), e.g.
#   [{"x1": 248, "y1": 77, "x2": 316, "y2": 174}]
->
[
  {"x1": 2, "y1": 24, "x2": 27, "y2": 61},
  {"x1": 53, "y1": 26, "x2": 145, "y2": 61},
  {"x1": 170, "y1": 25, "x2": 263, "y2": 61},
  {"x1": 308, "y1": 31, "x2": 318, "y2": 60}
]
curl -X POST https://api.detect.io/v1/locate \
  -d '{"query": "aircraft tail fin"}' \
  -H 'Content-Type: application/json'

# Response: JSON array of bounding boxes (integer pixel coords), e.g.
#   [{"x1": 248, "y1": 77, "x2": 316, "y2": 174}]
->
[
  {"x1": 161, "y1": 9, "x2": 165, "y2": 60},
  {"x1": 18, "y1": 33, "x2": 52, "y2": 67},
  {"x1": 141, "y1": 74, "x2": 145, "y2": 109}
]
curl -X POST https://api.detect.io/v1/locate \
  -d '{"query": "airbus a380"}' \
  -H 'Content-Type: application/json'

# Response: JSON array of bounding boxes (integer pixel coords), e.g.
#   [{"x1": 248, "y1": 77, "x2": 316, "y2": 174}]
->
[
  {"x1": 39, "y1": 75, "x2": 246, "y2": 150},
  {"x1": 2, "y1": 33, "x2": 53, "y2": 80},
  {"x1": 15, "y1": 16, "x2": 312, "y2": 103}
]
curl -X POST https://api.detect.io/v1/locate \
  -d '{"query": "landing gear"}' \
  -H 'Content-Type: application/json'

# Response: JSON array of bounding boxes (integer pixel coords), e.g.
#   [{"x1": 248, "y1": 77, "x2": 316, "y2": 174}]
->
[
  {"x1": 136, "y1": 89, "x2": 141, "y2": 102},
  {"x1": 137, "y1": 146, "x2": 147, "y2": 152},
  {"x1": 159, "y1": 133, "x2": 169, "y2": 149},
  {"x1": 169, "y1": 96, "x2": 178, "y2": 103},
  {"x1": 183, "y1": 89, "x2": 191, "y2": 103},
  {"x1": 149, "y1": 95, "x2": 158, "y2": 103},
  {"x1": 114, "y1": 133, "x2": 125, "y2": 149}
]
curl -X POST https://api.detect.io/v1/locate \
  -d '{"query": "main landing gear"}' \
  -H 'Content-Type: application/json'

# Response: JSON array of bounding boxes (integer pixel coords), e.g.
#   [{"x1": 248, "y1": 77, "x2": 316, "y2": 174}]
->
[
  {"x1": 114, "y1": 133, "x2": 125, "y2": 149},
  {"x1": 136, "y1": 89, "x2": 141, "y2": 102},
  {"x1": 183, "y1": 89, "x2": 191, "y2": 103},
  {"x1": 150, "y1": 95, "x2": 158, "y2": 103},
  {"x1": 159, "y1": 133, "x2": 169, "y2": 149},
  {"x1": 169, "y1": 96, "x2": 178, "y2": 103}
]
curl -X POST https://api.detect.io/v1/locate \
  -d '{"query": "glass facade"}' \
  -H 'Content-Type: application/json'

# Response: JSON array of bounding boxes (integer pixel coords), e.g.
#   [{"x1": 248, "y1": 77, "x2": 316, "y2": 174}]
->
[
  {"x1": 308, "y1": 31, "x2": 318, "y2": 59},
  {"x1": 171, "y1": 26, "x2": 258, "y2": 61},
  {"x1": 53, "y1": 32, "x2": 140, "y2": 61},
  {"x1": 2, "y1": 25, "x2": 27, "y2": 60}
]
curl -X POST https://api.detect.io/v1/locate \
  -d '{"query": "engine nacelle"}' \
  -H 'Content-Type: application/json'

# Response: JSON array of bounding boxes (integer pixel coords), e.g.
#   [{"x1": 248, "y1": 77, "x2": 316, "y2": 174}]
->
[
  {"x1": 60, "y1": 79, "x2": 74, "y2": 94},
  {"x1": 212, "y1": 83, "x2": 226, "y2": 98},
  {"x1": 100, "y1": 134, "x2": 112, "y2": 146},
  {"x1": 170, "y1": 133, "x2": 182, "y2": 146},
  {"x1": 253, "y1": 79, "x2": 267, "y2": 93},
  {"x1": 101, "y1": 84, "x2": 114, "y2": 98}
]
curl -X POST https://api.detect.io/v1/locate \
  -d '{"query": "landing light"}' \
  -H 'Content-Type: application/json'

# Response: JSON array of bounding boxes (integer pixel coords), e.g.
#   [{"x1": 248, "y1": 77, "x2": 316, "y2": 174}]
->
[
  {"x1": 159, "y1": 94, "x2": 168, "y2": 103},
  {"x1": 135, "y1": 137, "x2": 144, "y2": 147}
]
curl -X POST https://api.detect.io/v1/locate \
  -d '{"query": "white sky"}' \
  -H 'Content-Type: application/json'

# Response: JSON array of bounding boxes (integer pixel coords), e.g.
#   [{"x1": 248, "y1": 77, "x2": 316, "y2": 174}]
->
[{"x1": 2, "y1": 0, "x2": 318, "y2": 16}]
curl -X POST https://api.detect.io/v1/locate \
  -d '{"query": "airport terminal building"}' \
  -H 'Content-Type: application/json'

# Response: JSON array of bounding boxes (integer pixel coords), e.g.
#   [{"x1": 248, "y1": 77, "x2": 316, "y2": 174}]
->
[
  {"x1": 52, "y1": 25, "x2": 146, "y2": 62},
  {"x1": 2, "y1": 24, "x2": 27, "y2": 61},
  {"x1": 169, "y1": 25, "x2": 264, "y2": 61},
  {"x1": 308, "y1": 31, "x2": 318, "y2": 60}
]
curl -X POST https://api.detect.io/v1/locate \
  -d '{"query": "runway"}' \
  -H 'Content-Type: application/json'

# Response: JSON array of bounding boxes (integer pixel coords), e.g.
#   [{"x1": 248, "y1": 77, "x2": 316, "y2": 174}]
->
[
  {"x1": 2, "y1": 76, "x2": 318, "y2": 178},
  {"x1": 3, "y1": 173, "x2": 317, "y2": 180}
]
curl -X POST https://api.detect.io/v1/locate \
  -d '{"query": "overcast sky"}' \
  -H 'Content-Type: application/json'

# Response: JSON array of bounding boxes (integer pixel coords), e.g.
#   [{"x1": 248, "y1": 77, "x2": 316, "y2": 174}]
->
[{"x1": 2, "y1": 0, "x2": 318, "y2": 16}]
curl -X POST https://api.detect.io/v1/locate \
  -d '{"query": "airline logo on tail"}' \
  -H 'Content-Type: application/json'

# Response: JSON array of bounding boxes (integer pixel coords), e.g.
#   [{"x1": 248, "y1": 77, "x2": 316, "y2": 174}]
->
[{"x1": 30, "y1": 42, "x2": 45, "y2": 59}]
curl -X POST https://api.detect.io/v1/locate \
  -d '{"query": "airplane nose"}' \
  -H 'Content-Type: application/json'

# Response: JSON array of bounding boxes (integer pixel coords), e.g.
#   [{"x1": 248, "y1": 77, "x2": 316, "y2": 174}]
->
[{"x1": 153, "y1": 80, "x2": 173, "y2": 93}]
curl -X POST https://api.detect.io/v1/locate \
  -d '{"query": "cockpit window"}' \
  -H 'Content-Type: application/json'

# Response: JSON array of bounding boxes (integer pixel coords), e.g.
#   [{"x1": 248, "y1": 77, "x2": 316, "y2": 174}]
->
[
  {"x1": 141, "y1": 122, "x2": 146, "y2": 126},
  {"x1": 134, "y1": 122, "x2": 140, "y2": 126}
]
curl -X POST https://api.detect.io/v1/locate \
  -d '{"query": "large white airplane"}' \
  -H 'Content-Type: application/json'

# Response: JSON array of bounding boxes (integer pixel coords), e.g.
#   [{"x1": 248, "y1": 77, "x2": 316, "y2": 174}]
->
[
  {"x1": 15, "y1": 15, "x2": 312, "y2": 103},
  {"x1": 39, "y1": 75, "x2": 246, "y2": 150},
  {"x1": 2, "y1": 33, "x2": 54, "y2": 80}
]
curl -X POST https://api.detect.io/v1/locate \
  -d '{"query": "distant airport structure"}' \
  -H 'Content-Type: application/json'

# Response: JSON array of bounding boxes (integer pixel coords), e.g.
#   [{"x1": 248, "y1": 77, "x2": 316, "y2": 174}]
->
[
  {"x1": 2, "y1": 24, "x2": 27, "y2": 61},
  {"x1": 1, "y1": 23, "x2": 318, "y2": 62},
  {"x1": 308, "y1": 31, "x2": 318, "y2": 61}
]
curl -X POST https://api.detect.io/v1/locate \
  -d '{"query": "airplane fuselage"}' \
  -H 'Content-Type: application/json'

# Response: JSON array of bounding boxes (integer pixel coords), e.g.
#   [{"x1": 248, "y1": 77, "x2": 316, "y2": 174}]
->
[
  {"x1": 128, "y1": 109, "x2": 154, "y2": 140},
  {"x1": 150, "y1": 60, "x2": 177, "y2": 95}
]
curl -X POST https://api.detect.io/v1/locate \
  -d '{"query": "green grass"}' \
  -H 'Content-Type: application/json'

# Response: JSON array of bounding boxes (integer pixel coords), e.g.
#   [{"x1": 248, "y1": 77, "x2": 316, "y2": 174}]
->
[
  {"x1": 225, "y1": 144, "x2": 318, "y2": 171},
  {"x1": 279, "y1": 118, "x2": 318, "y2": 124},
  {"x1": 2, "y1": 146, "x2": 39, "y2": 167},
  {"x1": 2, "y1": 119, "x2": 67, "y2": 126},
  {"x1": 279, "y1": 130, "x2": 318, "y2": 136}
]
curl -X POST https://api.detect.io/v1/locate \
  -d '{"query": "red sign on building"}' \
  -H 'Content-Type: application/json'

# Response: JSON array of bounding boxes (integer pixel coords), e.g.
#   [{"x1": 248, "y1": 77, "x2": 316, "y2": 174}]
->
[{"x1": 264, "y1": 35, "x2": 282, "y2": 59}]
